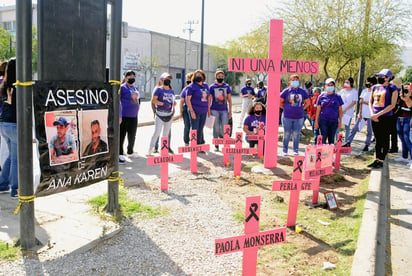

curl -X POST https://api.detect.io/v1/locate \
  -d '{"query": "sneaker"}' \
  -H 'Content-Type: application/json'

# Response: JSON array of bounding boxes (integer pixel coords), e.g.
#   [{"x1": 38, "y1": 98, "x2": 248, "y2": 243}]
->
[
  {"x1": 362, "y1": 146, "x2": 369, "y2": 152},
  {"x1": 119, "y1": 155, "x2": 126, "y2": 164},
  {"x1": 153, "y1": 149, "x2": 159, "y2": 153},
  {"x1": 293, "y1": 151, "x2": 299, "y2": 156},
  {"x1": 215, "y1": 145, "x2": 219, "y2": 152},
  {"x1": 0, "y1": 188, "x2": 10, "y2": 194},
  {"x1": 408, "y1": 160, "x2": 412, "y2": 166},
  {"x1": 199, "y1": 151, "x2": 206, "y2": 154},
  {"x1": 371, "y1": 160, "x2": 383, "y2": 169},
  {"x1": 168, "y1": 148, "x2": 174, "y2": 154},
  {"x1": 394, "y1": 156, "x2": 408, "y2": 162},
  {"x1": 127, "y1": 152, "x2": 139, "y2": 158},
  {"x1": 10, "y1": 194, "x2": 18, "y2": 199},
  {"x1": 342, "y1": 143, "x2": 351, "y2": 148},
  {"x1": 389, "y1": 148, "x2": 398, "y2": 153},
  {"x1": 282, "y1": 152, "x2": 288, "y2": 157},
  {"x1": 367, "y1": 160, "x2": 379, "y2": 168},
  {"x1": 146, "y1": 149, "x2": 154, "y2": 157},
  {"x1": 184, "y1": 143, "x2": 189, "y2": 147}
]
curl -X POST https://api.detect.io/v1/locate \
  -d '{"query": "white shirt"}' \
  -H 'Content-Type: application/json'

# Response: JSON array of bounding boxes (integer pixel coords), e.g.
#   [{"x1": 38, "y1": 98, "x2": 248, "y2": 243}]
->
[
  {"x1": 339, "y1": 88, "x2": 358, "y2": 117},
  {"x1": 359, "y1": 88, "x2": 371, "y2": 119}
]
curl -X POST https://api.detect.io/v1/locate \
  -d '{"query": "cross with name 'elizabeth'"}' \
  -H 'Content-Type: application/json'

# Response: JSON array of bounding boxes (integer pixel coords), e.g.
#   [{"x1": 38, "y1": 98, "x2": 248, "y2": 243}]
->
[
  {"x1": 223, "y1": 132, "x2": 256, "y2": 177},
  {"x1": 228, "y1": 19, "x2": 319, "y2": 168},
  {"x1": 272, "y1": 156, "x2": 320, "y2": 227},
  {"x1": 147, "y1": 137, "x2": 184, "y2": 191},
  {"x1": 215, "y1": 196, "x2": 286, "y2": 275},
  {"x1": 178, "y1": 130, "x2": 210, "y2": 173},
  {"x1": 212, "y1": 125, "x2": 235, "y2": 165},
  {"x1": 247, "y1": 122, "x2": 265, "y2": 159}
]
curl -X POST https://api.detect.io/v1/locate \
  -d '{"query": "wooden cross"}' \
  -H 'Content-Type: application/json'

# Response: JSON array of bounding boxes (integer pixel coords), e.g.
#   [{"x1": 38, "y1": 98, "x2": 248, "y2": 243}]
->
[
  {"x1": 178, "y1": 130, "x2": 210, "y2": 173},
  {"x1": 215, "y1": 196, "x2": 286, "y2": 275},
  {"x1": 247, "y1": 122, "x2": 265, "y2": 159},
  {"x1": 147, "y1": 137, "x2": 184, "y2": 191},
  {"x1": 228, "y1": 19, "x2": 319, "y2": 168},
  {"x1": 334, "y1": 133, "x2": 352, "y2": 171},
  {"x1": 223, "y1": 132, "x2": 256, "y2": 177},
  {"x1": 212, "y1": 125, "x2": 235, "y2": 165},
  {"x1": 272, "y1": 156, "x2": 320, "y2": 227}
]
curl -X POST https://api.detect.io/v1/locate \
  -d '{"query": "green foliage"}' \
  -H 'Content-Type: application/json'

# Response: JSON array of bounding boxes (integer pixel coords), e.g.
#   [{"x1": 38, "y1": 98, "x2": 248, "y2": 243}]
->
[
  {"x1": 0, "y1": 26, "x2": 14, "y2": 60},
  {"x1": 0, "y1": 241, "x2": 21, "y2": 261},
  {"x1": 403, "y1": 66, "x2": 412, "y2": 83}
]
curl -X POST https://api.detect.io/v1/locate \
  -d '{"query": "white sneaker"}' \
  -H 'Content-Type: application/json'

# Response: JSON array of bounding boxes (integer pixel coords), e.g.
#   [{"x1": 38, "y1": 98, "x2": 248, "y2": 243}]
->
[
  {"x1": 119, "y1": 155, "x2": 126, "y2": 164},
  {"x1": 146, "y1": 149, "x2": 154, "y2": 157},
  {"x1": 282, "y1": 152, "x2": 288, "y2": 156},
  {"x1": 127, "y1": 152, "x2": 139, "y2": 158},
  {"x1": 293, "y1": 151, "x2": 299, "y2": 156},
  {"x1": 394, "y1": 156, "x2": 408, "y2": 162}
]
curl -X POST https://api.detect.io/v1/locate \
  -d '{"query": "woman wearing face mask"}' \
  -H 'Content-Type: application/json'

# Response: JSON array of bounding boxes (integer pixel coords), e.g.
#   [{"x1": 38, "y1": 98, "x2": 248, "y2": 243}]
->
[
  {"x1": 368, "y1": 69, "x2": 399, "y2": 169},
  {"x1": 147, "y1": 72, "x2": 176, "y2": 156},
  {"x1": 255, "y1": 81, "x2": 267, "y2": 104},
  {"x1": 209, "y1": 69, "x2": 232, "y2": 151},
  {"x1": 119, "y1": 70, "x2": 140, "y2": 162},
  {"x1": 243, "y1": 102, "x2": 266, "y2": 148},
  {"x1": 239, "y1": 79, "x2": 255, "y2": 128},
  {"x1": 338, "y1": 77, "x2": 358, "y2": 143},
  {"x1": 314, "y1": 78, "x2": 343, "y2": 145},
  {"x1": 280, "y1": 74, "x2": 310, "y2": 156},
  {"x1": 186, "y1": 69, "x2": 211, "y2": 146},
  {"x1": 179, "y1": 72, "x2": 193, "y2": 146}
]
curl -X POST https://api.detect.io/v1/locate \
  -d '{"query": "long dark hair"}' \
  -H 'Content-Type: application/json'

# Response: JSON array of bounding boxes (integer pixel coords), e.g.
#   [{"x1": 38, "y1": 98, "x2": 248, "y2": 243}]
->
[{"x1": 0, "y1": 57, "x2": 16, "y2": 97}]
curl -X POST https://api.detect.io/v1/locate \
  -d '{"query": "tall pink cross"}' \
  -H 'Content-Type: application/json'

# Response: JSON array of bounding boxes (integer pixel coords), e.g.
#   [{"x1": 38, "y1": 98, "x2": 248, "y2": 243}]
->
[
  {"x1": 223, "y1": 132, "x2": 256, "y2": 177},
  {"x1": 228, "y1": 19, "x2": 319, "y2": 168},
  {"x1": 272, "y1": 156, "x2": 320, "y2": 227},
  {"x1": 147, "y1": 137, "x2": 184, "y2": 191},
  {"x1": 215, "y1": 196, "x2": 286, "y2": 275},
  {"x1": 178, "y1": 130, "x2": 210, "y2": 173},
  {"x1": 212, "y1": 125, "x2": 235, "y2": 165},
  {"x1": 247, "y1": 122, "x2": 265, "y2": 158},
  {"x1": 334, "y1": 133, "x2": 352, "y2": 171}
]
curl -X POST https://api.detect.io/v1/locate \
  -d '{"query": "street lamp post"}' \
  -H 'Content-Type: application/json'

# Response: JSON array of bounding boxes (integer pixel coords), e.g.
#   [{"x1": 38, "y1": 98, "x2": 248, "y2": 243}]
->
[{"x1": 200, "y1": 0, "x2": 204, "y2": 70}]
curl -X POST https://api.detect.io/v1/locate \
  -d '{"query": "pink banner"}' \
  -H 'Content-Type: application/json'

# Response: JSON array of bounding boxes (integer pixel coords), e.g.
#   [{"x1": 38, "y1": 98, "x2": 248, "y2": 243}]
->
[{"x1": 229, "y1": 58, "x2": 319, "y2": 75}]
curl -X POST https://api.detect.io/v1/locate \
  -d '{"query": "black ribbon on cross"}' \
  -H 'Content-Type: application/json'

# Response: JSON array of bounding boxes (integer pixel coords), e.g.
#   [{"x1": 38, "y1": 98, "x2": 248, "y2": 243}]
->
[
  {"x1": 191, "y1": 133, "x2": 197, "y2": 141},
  {"x1": 245, "y1": 203, "x2": 259, "y2": 222},
  {"x1": 259, "y1": 124, "x2": 265, "y2": 132},
  {"x1": 337, "y1": 135, "x2": 343, "y2": 143},
  {"x1": 316, "y1": 152, "x2": 322, "y2": 162},
  {"x1": 293, "y1": 160, "x2": 303, "y2": 173},
  {"x1": 236, "y1": 134, "x2": 242, "y2": 144},
  {"x1": 224, "y1": 127, "x2": 231, "y2": 136},
  {"x1": 161, "y1": 140, "x2": 169, "y2": 150}
]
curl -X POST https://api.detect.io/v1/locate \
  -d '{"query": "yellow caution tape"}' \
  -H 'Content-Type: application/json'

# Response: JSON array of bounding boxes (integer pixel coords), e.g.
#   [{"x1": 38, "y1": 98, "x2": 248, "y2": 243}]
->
[{"x1": 14, "y1": 194, "x2": 35, "y2": 215}]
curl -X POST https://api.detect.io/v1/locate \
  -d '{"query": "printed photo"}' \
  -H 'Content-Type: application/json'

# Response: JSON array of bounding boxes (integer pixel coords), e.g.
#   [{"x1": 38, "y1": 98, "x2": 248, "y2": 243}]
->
[{"x1": 79, "y1": 109, "x2": 109, "y2": 158}]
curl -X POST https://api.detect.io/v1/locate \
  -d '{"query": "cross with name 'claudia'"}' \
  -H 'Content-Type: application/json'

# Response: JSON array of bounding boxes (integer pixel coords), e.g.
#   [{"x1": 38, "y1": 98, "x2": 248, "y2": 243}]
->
[
  {"x1": 229, "y1": 19, "x2": 319, "y2": 168},
  {"x1": 215, "y1": 196, "x2": 286, "y2": 275},
  {"x1": 247, "y1": 122, "x2": 265, "y2": 159},
  {"x1": 272, "y1": 156, "x2": 320, "y2": 227},
  {"x1": 223, "y1": 132, "x2": 256, "y2": 177},
  {"x1": 334, "y1": 133, "x2": 352, "y2": 171},
  {"x1": 212, "y1": 125, "x2": 235, "y2": 165},
  {"x1": 147, "y1": 137, "x2": 184, "y2": 191},
  {"x1": 178, "y1": 130, "x2": 210, "y2": 173}
]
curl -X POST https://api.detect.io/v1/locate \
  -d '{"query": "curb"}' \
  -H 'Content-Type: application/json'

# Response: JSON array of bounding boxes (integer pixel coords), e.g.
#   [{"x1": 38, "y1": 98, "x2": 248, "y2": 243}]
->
[{"x1": 351, "y1": 159, "x2": 389, "y2": 275}]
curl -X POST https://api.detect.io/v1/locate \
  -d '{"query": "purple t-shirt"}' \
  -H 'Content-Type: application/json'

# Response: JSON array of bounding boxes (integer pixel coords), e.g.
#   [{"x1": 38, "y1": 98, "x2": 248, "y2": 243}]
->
[
  {"x1": 241, "y1": 85, "x2": 255, "y2": 96},
  {"x1": 280, "y1": 87, "x2": 309, "y2": 119},
  {"x1": 153, "y1": 87, "x2": 175, "y2": 113},
  {"x1": 180, "y1": 86, "x2": 189, "y2": 107},
  {"x1": 187, "y1": 82, "x2": 210, "y2": 114},
  {"x1": 120, "y1": 83, "x2": 140, "y2": 118},
  {"x1": 257, "y1": 87, "x2": 267, "y2": 98},
  {"x1": 316, "y1": 92, "x2": 344, "y2": 122},
  {"x1": 371, "y1": 84, "x2": 397, "y2": 117},
  {"x1": 209, "y1": 82, "x2": 232, "y2": 111},
  {"x1": 244, "y1": 114, "x2": 266, "y2": 132}
]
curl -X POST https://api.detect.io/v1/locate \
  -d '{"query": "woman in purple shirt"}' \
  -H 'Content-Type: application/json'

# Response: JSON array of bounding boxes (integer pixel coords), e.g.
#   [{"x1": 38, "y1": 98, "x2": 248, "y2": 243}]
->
[
  {"x1": 280, "y1": 74, "x2": 310, "y2": 155},
  {"x1": 179, "y1": 72, "x2": 193, "y2": 146},
  {"x1": 243, "y1": 102, "x2": 266, "y2": 148},
  {"x1": 186, "y1": 69, "x2": 211, "y2": 145},
  {"x1": 314, "y1": 78, "x2": 343, "y2": 145}
]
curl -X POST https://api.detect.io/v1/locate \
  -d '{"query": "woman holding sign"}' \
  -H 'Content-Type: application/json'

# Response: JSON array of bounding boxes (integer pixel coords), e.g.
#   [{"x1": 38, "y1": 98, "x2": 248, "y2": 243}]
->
[
  {"x1": 147, "y1": 73, "x2": 176, "y2": 156},
  {"x1": 243, "y1": 102, "x2": 266, "y2": 148},
  {"x1": 314, "y1": 78, "x2": 343, "y2": 145}
]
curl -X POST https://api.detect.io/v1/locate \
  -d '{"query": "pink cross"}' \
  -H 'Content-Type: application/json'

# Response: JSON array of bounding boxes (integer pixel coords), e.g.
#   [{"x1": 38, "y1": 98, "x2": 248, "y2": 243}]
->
[
  {"x1": 215, "y1": 196, "x2": 286, "y2": 275},
  {"x1": 212, "y1": 125, "x2": 235, "y2": 165},
  {"x1": 229, "y1": 19, "x2": 319, "y2": 168},
  {"x1": 178, "y1": 130, "x2": 210, "y2": 173},
  {"x1": 247, "y1": 122, "x2": 265, "y2": 158},
  {"x1": 223, "y1": 132, "x2": 256, "y2": 177},
  {"x1": 272, "y1": 156, "x2": 320, "y2": 227},
  {"x1": 333, "y1": 133, "x2": 352, "y2": 171},
  {"x1": 147, "y1": 137, "x2": 184, "y2": 191}
]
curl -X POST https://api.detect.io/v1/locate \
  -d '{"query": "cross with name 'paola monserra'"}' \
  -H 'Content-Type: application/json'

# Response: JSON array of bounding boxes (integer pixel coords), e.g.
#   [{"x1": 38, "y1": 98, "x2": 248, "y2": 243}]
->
[{"x1": 228, "y1": 19, "x2": 319, "y2": 168}]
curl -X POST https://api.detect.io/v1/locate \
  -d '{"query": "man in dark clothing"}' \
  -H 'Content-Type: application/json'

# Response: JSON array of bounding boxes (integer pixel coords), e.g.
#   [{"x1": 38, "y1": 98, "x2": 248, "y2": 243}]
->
[{"x1": 83, "y1": 120, "x2": 107, "y2": 156}]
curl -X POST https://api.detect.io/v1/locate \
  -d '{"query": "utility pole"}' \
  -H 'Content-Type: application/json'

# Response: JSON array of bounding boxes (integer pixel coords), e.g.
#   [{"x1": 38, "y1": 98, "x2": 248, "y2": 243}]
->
[
  {"x1": 183, "y1": 20, "x2": 198, "y2": 73},
  {"x1": 200, "y1": 0, "x2": 204, "y2": 70}
]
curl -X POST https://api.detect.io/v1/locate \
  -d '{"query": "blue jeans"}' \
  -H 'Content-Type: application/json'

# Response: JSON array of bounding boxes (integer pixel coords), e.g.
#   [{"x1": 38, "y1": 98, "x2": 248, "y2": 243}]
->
[
  {"x1": 190, "y1": 112, "x2": 207, "y2": 144},
  {"x1": 346, "y1": 118, "x2": 372, "y2": 146},
  {"x1": 319, "y1": 118, "x2": 338, "y2": 144},
  {"x1": 211, "y1": 109, "x2": 229, "y2": 139},
  {"x1": 0, "y1": 122, "x2": 18, "y2": 196},
  {"x1": 282, "y1": 117, "x2": 304, "y2": 153},
  {"x1": 182, "y1": 105, "x2": 191, "y2": 144},
  {"x1": 335, "y1": 118, "x2": 352, "y2": 143},
  {"x1": 150, "y1": 116, "x2": 173, "y2": 150},
  {"x1": 396, "y1": 117, "x2": 412, "y2": 159}
]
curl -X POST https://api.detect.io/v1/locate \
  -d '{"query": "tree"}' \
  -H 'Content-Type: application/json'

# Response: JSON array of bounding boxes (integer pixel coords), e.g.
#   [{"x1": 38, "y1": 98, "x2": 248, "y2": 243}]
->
[
  {"x1": 0, "y1": 26, "x2": 15, "y2": 60},
  {"x1": 403, "y1": 67, "x2": 412, "y2": 83}
]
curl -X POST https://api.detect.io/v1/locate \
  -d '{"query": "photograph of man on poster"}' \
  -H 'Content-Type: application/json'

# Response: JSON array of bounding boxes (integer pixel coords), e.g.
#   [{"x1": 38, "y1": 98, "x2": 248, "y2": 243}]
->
[
  {"x1": 82, "y1": 119, "x2": 108, "y2": 156},
  {"x1": 49, "y1": 116, "x2": 78, "y2": 165}
]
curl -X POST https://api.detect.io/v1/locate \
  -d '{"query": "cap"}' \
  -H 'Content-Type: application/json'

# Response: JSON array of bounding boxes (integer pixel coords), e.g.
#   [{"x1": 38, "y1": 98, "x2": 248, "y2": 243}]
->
[
  {"x1": 325, "y1": 78, "x2": 335, "y2": 85},
  {"x1": 375, "y1": 69, "x2": 393, "y2": 78},
  {"x1": 160, "y1": 72, "x2": 172, "y2": 80},
  {"x1": 53, "y1": 117, "x2": 68, "y2": 126}
]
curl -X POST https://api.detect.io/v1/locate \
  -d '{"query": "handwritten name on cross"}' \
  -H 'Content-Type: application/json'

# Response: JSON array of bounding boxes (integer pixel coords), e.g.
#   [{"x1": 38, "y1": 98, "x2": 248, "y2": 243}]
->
[
  {"x1": 228, "y1": 19, "x2": 319, "y2": 169},
  {"x1": 272, "y1": 156, "x2": 320, "y2": 227},
  {"x1": 247, "y1": 122, "x2": 265, "y2": 159},
  {"x1": 212, "y1": 125, "x2": 235, "y2": 165},
  {"x1": 333, "y1": 133, "x2": 352, "y2": 171},
  {"x1": 223, "y1": 132, "x2": 256, "y2": 177},
  {"x1": 147, "y1": 137, "x2": 184, "y2": 191},
  {"x1": 215, "y1": 196, "x2": 286, "y2": 276},
  {"x1": 178, "y1": 130, "x2": 210, "y2": 173}
]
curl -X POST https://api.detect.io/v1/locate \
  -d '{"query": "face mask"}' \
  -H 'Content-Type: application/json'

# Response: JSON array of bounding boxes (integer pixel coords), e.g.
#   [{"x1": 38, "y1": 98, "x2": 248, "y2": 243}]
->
[
  {"x1": 247, "y1": 83, "x2": 251, "y2": 87},
  {"x1": 377, "y1": 77, "x2": 386, "y2": 85},
  {"x1": 344, "y1": 83, "x2": 350, "y2": 88},
  {"x1": 186, "y1": 80, "x2": 191, "y2": 85},
  {"x1": 365, "y1": 83, "x2": 371, "y2": 88},
  {"x1": 127, "y1": 78, "x2": 135, "y2": 84},
  {"x1": 255, "y1": 110, "x2": 262, "y2": 115},
  {"x1": 326, "y1": 86, "x2": 335, "y2": 93},
  {"x1": 194, "y1": 76, "x2": 203, "y2": 83},
  {"x1": 291, "y1": 80, "x2": 299, "y2": 88},
  {"x1": 163, "y1": 79, "x2": 171, "y2": 86},
  {"x1": 216, "y1": 78, "x2": 224, "y2": 83}
]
